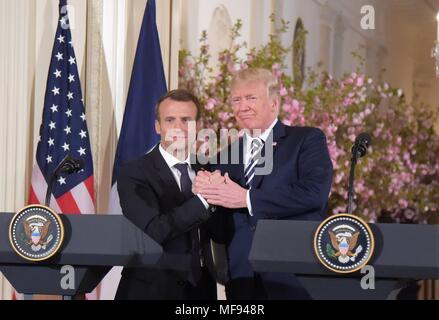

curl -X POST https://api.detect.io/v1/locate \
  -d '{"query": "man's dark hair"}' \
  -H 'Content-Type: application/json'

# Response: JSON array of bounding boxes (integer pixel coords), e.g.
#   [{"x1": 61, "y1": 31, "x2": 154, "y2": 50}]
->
[{"x1": 155, "y1": 89, "x2": 201, "y2": 121}]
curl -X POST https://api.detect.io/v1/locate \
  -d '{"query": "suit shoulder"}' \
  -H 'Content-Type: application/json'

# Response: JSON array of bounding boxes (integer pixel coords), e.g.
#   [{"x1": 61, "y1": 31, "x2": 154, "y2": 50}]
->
[
  {"x1": 119, "y1": 152, "x2": 155, "y2": 177},
  {"x1": 285, "y1": 125, "x2": 326, "y2": 138}
]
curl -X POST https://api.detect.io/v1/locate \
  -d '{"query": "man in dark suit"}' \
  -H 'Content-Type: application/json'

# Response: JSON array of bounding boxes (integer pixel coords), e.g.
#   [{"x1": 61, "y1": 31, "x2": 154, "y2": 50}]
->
[
  {"x1": 115, "y1": 89, "x2": 223, "y2": 300},
  {"x1": 194, "y1": 68, "x2": 333, "y2": 299}
]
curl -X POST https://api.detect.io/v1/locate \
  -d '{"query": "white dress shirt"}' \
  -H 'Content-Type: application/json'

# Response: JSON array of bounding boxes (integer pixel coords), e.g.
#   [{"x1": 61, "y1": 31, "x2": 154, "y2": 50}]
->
[
  {"x1": 244, "y1": 118, "x2": 279, "y2": 216},
  {"x1": 159, "y1": 145, "x2": 210, "y2": 209}
]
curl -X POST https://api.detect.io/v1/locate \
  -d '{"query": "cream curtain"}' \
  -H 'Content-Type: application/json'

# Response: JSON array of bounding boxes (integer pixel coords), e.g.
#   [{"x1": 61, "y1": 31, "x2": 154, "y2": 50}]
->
[{"x1": 0, "y1": 0, "x2": 175, "y2": 300}]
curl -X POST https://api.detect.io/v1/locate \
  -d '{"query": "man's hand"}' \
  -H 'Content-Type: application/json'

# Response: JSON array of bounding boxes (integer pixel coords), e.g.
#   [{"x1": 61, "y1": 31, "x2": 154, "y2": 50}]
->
[
  {"x1": 209, "y1": 170, "x2": 225, "y2": 185},
  {"x1": 199, "y1": 173, "x2": 248, "y2": 209},
  {"x1": 192, "y1": 170, "x2": 224, "y2": 195}
]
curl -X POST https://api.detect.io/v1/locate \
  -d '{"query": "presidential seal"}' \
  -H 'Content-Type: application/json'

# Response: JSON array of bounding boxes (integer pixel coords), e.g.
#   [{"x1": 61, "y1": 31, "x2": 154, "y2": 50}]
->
[
  {"x1": 9, "y1": 205, "x2": 64, "y2": 262},
  {"x1": 314, "y1": 214, "x2": 374, "y2": 274}
]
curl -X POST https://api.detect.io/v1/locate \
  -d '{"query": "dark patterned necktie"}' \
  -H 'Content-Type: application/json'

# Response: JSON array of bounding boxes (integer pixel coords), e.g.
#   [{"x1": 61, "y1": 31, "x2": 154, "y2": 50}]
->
[
  {"x1": 174, "y1": 163, "x2": 202, "y2": 285},
  {"x1": 174, "y1": 163, "x2": 193, "y2": 199}
]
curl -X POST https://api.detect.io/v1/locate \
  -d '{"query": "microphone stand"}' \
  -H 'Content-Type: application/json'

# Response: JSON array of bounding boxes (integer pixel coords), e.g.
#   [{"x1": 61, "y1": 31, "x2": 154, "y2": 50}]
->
[
  {"x1": 45, "y1": 174, "x2": 58, "y2": 207},
  {"x1": 45, "y1": 155, "x2": 83, "y2": 207},
  {"x1": 347, "y1": 147, "x2": 361, "y2": 214}
]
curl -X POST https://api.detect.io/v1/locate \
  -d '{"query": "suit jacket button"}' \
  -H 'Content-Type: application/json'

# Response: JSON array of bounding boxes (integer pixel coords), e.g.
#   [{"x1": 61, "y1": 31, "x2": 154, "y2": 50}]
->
[{"x1": 250, "y1": 225, "x2": 256, "y2": 232}]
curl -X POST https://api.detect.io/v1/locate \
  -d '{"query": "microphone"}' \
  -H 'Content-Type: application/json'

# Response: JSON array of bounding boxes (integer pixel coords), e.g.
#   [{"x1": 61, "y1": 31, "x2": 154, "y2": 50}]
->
[
  {"x1": 347, "y1": 133, "x2": 372, "y2": 214},
  {"x1": 55, "y1": 155, "x2": 84, "y2": 175},
  {"x1": 351, "y1": 133, "x2": 372, "y2": 158},
  {"x1": 45, "y1": 155, "x2": 85, "y2": 207}
]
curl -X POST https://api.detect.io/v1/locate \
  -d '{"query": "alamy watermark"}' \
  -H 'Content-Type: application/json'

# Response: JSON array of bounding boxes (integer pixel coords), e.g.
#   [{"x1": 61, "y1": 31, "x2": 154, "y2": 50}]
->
[
  {"x1": 60, "y1": 265, "x2": 75, "y2": 290},
  {"x1": 163, "y1": 121, "x2": 274, "y2": 176},
  {"x1": 60, "y1": 5, "x2": 75, "y2": 30},
  {"x1": 361, "y1": 5, "x2": 375, "y2": 30},
  {"x1": 360, "y1": 265, "x2": 375, "y2": 290}
]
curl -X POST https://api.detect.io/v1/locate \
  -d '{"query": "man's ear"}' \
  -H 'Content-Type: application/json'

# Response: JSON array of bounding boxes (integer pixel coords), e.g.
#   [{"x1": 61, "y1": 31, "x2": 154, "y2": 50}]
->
[
  {"x1": 155, "y1": 120, "x2": 161, "y2": 135},
  {"x1": 271, "y1": 96, "x2": 280, "y2": 113}
]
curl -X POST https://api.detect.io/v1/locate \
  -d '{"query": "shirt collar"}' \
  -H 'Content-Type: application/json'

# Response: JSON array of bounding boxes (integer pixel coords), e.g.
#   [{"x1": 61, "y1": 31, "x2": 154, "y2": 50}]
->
[
  {"x1": 159, "y1": 144, "x2": 191, "y2": 169},
  {"x1": 244, "y1": 118, "x2": 279, "y2": 143}
]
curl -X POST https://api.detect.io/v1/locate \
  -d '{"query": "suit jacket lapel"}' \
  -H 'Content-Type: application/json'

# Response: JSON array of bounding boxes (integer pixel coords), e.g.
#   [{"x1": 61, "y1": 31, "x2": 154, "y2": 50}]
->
[
  {"x1": 251, "y1": 120, "x2": 286, "y2": 189},
  {"x1": 150, "y1": 145, "x2": 185, "y2": 204}
]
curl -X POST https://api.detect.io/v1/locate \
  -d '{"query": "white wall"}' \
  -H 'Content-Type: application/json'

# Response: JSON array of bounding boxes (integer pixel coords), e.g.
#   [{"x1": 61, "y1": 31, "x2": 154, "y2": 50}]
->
[
  {"x1": 182, "y1": 0, "x2": 253, "y2": 57},
  {"x1": 180, "y1": 0, "x2": 384, "y2": 80},
  {"x1": 278, "y1": 0, "x2": 322, "y2": 74}
]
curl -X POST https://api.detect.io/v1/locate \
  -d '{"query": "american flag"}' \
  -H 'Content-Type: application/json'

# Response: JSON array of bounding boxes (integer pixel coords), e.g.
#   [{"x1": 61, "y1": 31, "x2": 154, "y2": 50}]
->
[{"x1": 28, "y1": 0, "x2": 94, "y2": 215}]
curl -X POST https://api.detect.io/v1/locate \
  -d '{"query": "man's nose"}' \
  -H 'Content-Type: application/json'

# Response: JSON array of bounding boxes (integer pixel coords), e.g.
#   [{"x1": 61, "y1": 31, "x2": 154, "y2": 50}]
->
[
  {"x1": 174, "y1": 120, "x2": 186, "y2": 131},
  {"x1": 239, "y1": 103, "x2": 251, "y2": 112}
]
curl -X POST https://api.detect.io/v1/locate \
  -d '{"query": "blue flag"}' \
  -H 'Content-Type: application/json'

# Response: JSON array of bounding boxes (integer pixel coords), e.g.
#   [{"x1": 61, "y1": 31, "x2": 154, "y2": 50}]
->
[
  {"x1": 102, "y1": 0, "x2": 167, "y2": 298},
  {"x1": 112, "y1": 0, "x2": 167, "y2": 184}
]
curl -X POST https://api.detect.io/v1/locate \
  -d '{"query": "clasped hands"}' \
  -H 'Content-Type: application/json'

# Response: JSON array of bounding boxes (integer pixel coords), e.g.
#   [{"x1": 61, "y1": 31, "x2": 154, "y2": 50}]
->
[{"x1": 192, "y1": 170, "x2": 248, "y2": 209}]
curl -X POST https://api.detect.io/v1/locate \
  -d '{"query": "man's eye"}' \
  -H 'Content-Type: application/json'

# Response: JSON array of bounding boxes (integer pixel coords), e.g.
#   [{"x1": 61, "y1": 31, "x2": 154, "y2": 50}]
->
[{"x1": 249, "y1": 96, "x2": 257, "y2": 101}]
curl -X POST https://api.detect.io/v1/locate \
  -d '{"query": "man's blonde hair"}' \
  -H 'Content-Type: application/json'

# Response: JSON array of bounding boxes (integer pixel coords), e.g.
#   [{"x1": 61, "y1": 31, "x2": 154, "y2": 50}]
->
[{"x1": 231, "y1": 68, "x2": 279, "y2": 98}]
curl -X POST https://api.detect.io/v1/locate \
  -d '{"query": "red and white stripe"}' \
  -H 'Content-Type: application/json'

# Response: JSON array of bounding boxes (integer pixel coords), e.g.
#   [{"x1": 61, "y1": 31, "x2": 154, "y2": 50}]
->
[{"x1": 28, "y1": 164, "x2": 95, "y2": 214}]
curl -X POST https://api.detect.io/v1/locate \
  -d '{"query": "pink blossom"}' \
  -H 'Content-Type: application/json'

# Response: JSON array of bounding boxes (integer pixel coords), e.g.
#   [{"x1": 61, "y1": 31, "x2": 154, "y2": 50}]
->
[
  {"x1": 349, "y1": 134, "x2": 356, "y2": 142},
  {"x1": 271, "y1": 63, "x2": 282, "y2": 77},
  {"x1": 272, "y1": 63, "x2": 281, "y2": 71},
  {"x1": 404, "y1": 209, "x2": 416, "y2": 220},
  {"x1": 343, "y1": 98, "x2": 353, "y2": 107},
  {"x1": 282, "y1": 103, "x2": 291, "y2": 113},
  {"x1": 219, "y1": 112, "x2": 231, "y2": 122},
  {"x1": 227, "y1": 62, "x2": 236, "y2": 73},
  {"x1": 328, "y1": 144, "x2": 339, "y2": 162},
  {"x1": 333, "y1": 206, "x2": 346, "y2": 214},
  {"x1": 279, "y1": 87, "x2": 288, "y2": 97},
  {"x1": 334, "y1": 173, "x2": 344, "y2": 184},
  {"x1": 205, "y1": 98, "x2": 217, "y2": 111},
  {"x1": 398, "y1": 199, "x2": 409, "y2": 209}
]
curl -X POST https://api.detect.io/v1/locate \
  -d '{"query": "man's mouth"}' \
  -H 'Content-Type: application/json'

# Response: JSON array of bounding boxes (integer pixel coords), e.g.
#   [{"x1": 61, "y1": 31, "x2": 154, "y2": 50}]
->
[
  {"x1": 239, "y1": 114, "x2": 255, "y2": 120},
  {"x1": 172, "y1": 135, "x2": 185, "y2": 141}
]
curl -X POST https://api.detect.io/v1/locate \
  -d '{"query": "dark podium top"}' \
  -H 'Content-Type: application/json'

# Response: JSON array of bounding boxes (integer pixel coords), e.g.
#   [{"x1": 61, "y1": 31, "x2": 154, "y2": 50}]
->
[
  {"x1": 250, "y1": 220, "x2": 439, "y2": 278},
  {"x1": 249, "y1": 220, "x2": 439, "y2": 299},
  {"x1": 0, "y1": 213, "x2": 163, "y2": 295}
]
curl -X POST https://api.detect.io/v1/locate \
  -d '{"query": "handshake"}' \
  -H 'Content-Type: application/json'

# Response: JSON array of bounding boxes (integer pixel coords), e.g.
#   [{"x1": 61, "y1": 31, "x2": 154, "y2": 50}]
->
[
  {"x1": 192, "y1": 170, "x2": 226, "y2": 193},
  {"x1": 192, "y1": 170, "x2": 248, "y2": 209}
]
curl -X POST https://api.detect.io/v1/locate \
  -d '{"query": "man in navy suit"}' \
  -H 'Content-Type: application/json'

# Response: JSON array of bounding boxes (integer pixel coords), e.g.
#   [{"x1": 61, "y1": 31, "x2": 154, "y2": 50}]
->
[
  {"x1": 115, "y1": 90, "x2": 223, "y2": 300},
  {"x1": 193, "y1": 68, "x2": 333, "y2": 299}
]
